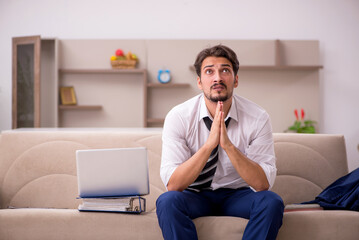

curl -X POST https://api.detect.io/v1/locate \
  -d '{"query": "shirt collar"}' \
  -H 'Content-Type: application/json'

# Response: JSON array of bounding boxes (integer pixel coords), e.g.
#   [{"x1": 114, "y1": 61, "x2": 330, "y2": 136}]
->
[
  {"x1": 199, "y1": 94, "x2": 238, "y2": 123},
  {"x1": 199, "y1": 94, "x2": 210, "y2": 121}
]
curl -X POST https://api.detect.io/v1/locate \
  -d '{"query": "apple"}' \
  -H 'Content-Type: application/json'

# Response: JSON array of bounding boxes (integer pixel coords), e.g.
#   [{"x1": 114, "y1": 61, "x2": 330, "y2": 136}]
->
[{"x1": 115, "y1": 49, "x2": 124, "y2": 56}]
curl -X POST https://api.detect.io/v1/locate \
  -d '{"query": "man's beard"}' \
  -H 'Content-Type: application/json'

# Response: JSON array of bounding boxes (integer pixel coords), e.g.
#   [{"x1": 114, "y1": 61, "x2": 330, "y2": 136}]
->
[{"x1": 204, "y1": 83, "x2": 230, "y2": 102}]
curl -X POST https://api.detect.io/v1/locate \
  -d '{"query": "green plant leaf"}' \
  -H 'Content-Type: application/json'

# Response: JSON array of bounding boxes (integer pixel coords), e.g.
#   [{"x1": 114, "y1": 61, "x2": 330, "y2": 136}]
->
[
  {"x1": 286, "y1": 118, "x2": 317, "y2": 134},
  {"x1": 300, "y1": 126, "x2": 316, "y2": 133},
  {"x1": 304, "y1": 120, "x2": 317, "y2": 126},
  {"x1": 294, "y1": 121, "x2": 301, "y2": 128}
]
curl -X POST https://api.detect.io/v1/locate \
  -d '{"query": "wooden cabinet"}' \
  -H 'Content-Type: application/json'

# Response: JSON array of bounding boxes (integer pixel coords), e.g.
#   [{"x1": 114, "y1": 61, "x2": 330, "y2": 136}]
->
[{"x1": 12, "y1": 36, "x2": 58, "y2": 128}]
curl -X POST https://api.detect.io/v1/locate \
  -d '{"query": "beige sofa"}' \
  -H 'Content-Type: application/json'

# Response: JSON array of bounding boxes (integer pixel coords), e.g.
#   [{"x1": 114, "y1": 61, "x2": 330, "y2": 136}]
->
[{"x1": 0, "y1": 129, "x2": 358, "y2": 240}]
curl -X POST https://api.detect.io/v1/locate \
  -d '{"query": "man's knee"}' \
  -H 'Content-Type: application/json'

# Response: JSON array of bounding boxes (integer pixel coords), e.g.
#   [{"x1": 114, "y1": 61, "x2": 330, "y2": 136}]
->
[
  {"x1": 156, "y1": 191, "x2": 199, "y2": 239},
  {"x1": 156, "y1": 191, "x2": 186, "y2": 214},
  {"x1": 255, "y1": 191, "x2": 284, "y2": 215},
  {"x1": 244, "y1": 191, "x2": 284, "y2": 240}
]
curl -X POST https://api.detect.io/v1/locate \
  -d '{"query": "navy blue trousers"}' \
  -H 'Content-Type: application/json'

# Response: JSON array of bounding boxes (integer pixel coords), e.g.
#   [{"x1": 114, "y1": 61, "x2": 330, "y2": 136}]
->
[{"x1": 156, "y1": 188, "x2": 284, "y2": 240}]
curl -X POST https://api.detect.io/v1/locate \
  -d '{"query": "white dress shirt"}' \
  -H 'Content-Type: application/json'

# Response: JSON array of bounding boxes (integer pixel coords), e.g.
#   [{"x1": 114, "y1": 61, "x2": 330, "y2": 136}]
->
[{"x1": 160, "y1": 93, "x2": 277, "y2": 191}]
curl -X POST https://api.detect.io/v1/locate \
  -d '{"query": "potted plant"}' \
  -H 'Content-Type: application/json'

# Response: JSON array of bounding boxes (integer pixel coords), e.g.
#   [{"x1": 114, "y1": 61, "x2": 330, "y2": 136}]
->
[{"x1": 286, "y1": 109, "x2": 317, "y2": 133}]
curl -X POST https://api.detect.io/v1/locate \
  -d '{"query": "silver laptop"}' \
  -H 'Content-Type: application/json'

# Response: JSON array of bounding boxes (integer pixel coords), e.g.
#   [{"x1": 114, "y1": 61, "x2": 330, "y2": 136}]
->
[{"x1": 76, "y1": 147, "x2": 149, "y2": 198}]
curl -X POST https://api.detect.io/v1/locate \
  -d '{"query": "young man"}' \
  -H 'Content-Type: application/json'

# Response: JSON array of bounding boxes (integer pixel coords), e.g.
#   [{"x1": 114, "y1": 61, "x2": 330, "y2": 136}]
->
[{"x1": 156, "y1": 45, "x2": 284, "y2": 240}]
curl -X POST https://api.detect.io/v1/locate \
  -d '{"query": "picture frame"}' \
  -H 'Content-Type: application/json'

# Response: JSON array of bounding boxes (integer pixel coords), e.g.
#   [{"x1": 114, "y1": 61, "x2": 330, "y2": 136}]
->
[{"x1": 60, "y1": 86, "x2": 77, "y2": 105}]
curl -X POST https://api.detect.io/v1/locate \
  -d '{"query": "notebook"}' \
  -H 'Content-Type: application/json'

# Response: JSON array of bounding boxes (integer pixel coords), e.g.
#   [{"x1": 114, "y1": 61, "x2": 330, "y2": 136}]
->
[{"x1": 76, "y1": 147, "x2": 149, "y2": 198}]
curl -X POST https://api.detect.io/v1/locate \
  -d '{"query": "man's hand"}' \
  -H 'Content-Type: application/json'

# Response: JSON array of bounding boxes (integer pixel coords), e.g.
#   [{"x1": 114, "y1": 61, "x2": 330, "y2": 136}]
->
[
  {"x1": 212, "y1": 101, "x2": 269, "y2": 191},
  {"x1": 219, "y1": 103, "x2": 233, "y2": 150},
  {"x1": 206, "y1": 101, "x2": 233, "y2": 150},
  {"x1": 205, "y1": 101, "x2": 223, "y2": 150}
]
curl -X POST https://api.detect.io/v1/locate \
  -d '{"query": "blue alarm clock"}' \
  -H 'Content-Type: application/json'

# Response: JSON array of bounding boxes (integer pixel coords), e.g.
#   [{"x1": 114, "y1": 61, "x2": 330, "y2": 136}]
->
[{"x1": 157, "y1": 69, "x2": 171, "y2": 84}]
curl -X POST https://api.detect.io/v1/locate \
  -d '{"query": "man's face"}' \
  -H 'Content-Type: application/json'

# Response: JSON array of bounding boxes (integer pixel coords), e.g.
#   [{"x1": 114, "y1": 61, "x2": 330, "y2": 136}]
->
[{"x1": 197, "y1": 56, "x2": 238, "y2": 103}]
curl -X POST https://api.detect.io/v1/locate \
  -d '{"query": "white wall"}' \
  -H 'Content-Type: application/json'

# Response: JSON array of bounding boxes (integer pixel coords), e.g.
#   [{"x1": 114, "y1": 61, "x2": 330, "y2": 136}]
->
[{"x1": 1, "y1": 0, "x2": 358, "y2": 171}]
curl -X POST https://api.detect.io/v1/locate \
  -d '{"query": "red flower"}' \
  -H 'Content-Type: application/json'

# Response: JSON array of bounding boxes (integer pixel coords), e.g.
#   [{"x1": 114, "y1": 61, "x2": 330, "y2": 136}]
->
[
  {"x1": 294, "y1": 109, "x2": 299, "y2": 120},
  {"x1": 301, "y1": 109, "x2": 305, "y2": 120}
]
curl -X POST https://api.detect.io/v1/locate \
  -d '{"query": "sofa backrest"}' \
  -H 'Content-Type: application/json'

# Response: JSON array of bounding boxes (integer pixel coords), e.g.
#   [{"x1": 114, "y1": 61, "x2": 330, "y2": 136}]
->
[
  {"x1": 0, "y1": 130, "x2": 165, "y2": 212},
  {"x1": 0, "y1": 130, "x2": 348, "y2": 210},
  {"x1": 272, "y1": 133, "x2": 348, "y2": 205}
]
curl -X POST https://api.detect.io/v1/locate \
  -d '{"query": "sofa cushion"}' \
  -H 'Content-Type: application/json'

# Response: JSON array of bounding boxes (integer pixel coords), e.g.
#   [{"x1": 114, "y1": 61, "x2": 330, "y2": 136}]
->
[
  {"x1": 0, "y1": 209, "x2": 163, "y2": 240},
  {"x1": 1, "y1": 209, "x2": 358, "y2": 240},
  {"x1": 277, "y1": 210, "x2": 359, "y2": 240},
  {"x1": 194, "y1": 216, "x2": 248, "y2": 240}
]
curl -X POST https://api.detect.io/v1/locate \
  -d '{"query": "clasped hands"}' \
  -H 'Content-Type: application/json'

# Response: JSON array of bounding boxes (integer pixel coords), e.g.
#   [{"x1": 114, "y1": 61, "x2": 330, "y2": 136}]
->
[{"x1": 206, "y1": 101, "x2": 233, "y2": 151}]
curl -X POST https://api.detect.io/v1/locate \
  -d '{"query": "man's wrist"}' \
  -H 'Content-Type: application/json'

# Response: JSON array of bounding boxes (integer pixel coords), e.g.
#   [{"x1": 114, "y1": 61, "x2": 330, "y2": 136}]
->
[
  {"x1": 203, "y1": 141, "x2": 215, "y2": 152},
  {"x1": 222, "y1": 141, "x2": 235, "y2": 152}
]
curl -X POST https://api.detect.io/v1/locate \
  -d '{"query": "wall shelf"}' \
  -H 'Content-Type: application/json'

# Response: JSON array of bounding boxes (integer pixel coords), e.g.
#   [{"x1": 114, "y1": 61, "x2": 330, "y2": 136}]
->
[
  {"x1": 59, "y1": 68, "x2": 146, "y2": 74},
  {"x1": 29, "y1": 38, "x2": 323, "y2": 130},
  {"x1": 147, "y1": 83, "x2": 191, "y2": 88},
  {"x1": 188, "y1": 40, "x2": 323, "y2": 73},
  {"x1": 59, "y1": 105, "x2": 102, "y2": 110},
  {"x1": 239, "y1": 65, "x2": 323, "y2": 70},
  {"x1": 147, "y1": 118, "x2": 165, "y2": 124},
  {"x1": 189, "y1": 65, "x2": 323, "y2": 72}
]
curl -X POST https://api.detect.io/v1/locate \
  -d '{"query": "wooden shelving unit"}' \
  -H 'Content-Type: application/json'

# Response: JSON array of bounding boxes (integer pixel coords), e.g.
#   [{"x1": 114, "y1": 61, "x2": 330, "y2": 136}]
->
[
  {"x1": 12, "y1": 38, "x2": 323, "y2": 130},
  {"x1": 53, "y1": 39, "x2": 322, "y2": 130}
]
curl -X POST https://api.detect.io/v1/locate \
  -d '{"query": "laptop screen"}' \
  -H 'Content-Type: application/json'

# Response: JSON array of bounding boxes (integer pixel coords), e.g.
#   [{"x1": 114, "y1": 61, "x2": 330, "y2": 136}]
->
[{"x1": 76, "y1": 147, "x2": 149, "y2": 198}]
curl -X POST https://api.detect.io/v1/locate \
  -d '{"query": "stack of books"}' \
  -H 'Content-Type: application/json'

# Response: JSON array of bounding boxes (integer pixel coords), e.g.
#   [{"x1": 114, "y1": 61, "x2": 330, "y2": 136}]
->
[{"x1": 78, "y1": 196, "x2": 146, "y2": 213}]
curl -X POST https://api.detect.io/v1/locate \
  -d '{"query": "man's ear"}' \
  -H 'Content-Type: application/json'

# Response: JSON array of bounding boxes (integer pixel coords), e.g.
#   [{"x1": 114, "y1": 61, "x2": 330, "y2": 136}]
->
[
  {"x1": 234, "y1": 75, "x2": 239, "y2": 88},
  {"x1": 197, "y1": 76, "x2": 203, "y2": 90}
]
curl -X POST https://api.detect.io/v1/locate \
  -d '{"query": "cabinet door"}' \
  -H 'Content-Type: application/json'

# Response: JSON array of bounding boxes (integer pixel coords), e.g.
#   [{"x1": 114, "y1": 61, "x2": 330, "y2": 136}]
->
[{"x1": 12, "y1": 36, "x2": 41, "y2": 128}]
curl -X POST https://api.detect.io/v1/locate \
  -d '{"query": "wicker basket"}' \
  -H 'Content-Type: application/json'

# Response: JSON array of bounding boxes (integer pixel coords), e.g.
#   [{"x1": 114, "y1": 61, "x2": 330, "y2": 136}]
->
[{"x1": 111, "y1": 59, "x2": 138, "y2": 69}]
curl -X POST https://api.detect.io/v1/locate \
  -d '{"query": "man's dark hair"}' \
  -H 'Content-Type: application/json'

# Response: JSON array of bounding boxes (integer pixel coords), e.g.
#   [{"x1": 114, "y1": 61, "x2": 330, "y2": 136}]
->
[{"x1": 194, "y1": 44, "x2": 240, "y2": 77}]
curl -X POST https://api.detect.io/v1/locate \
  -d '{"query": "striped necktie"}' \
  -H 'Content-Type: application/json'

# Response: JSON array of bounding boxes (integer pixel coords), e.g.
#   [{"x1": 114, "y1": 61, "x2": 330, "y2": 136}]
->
[{"x1": 187, "y1": 116, "x2": 231, "y2": 192}]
